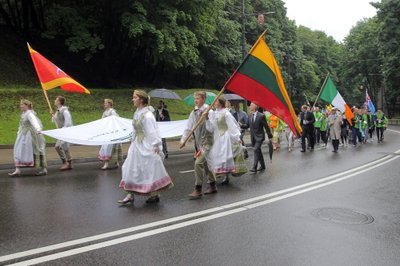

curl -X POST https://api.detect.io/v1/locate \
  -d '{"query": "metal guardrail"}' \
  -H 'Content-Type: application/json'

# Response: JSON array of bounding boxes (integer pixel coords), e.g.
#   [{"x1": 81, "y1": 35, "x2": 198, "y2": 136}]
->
[{"x1": 389, "y1": 119, "x2": 400, "y2": 125}]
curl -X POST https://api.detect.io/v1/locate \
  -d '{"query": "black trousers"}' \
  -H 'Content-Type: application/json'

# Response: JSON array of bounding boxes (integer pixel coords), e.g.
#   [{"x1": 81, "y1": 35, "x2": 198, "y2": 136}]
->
[
  {"x1": 301, "y1": 126, "x2": 315, "y2": 150},
  {"x1": 252, "y1": 141, "x2": 265, "y2": 169},
  {"x1": 320, "y1": 131, "x2": 327, "y2": 144},
  {"x1": 376, "y1": 127, "x2": 384, "y2": 141},
  {"x1": 332, "y1": 139, "x2": 340, "y2": 151},
  {"x1": 315, "y1": 128, "x2": 321, "y2": 144}
]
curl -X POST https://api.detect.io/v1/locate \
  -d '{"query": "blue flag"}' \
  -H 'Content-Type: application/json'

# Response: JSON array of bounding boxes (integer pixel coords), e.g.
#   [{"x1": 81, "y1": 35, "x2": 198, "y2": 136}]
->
[{"x1": 365, "y1": 90, "x2": 376, "y2": 114}]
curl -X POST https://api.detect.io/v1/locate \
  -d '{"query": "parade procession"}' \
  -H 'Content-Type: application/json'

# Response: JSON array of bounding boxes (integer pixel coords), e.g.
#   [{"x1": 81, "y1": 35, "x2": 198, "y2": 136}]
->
[{"x1": 1, "y1": 0, "x2": 400, "y2": 265}]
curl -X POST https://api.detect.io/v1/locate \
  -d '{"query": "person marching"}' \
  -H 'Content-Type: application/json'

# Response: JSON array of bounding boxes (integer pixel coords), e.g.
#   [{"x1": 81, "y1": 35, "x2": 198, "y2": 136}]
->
[
  {"x1": 231, "y1": 101, "x2": 249, "y2": 159},
  {"x1": 155, "y1": 100, "x2": 171, "y2": 159},
  {"x1": 320, "y1": 112, "x2": 328, "y2": 147},
  {"x1": 181, "y1": 91, "x2": 216, "y2": 199},
  {"x1": 248, "y1": 102, "x2": 273, "y2": 172},
  {"x1": 313, "y1": 106, "x2": 323, "y2": 145},
  {"x1": 375, "y1": 108, "x2": 386, "y2": 143},
  {"x1": 205, "y1": 96, "x2": 247, "y2": 184},
  {"x1": 53, "y1": 95, "x2": 73, "y2": 170},
  {"x1": 118, "y1": 90, "x2": 173, "y2": 205},
  {"x1": 9, "y1": 99, "x2": 47, "y2": 177},
  {"x1": 340, "y1": 113, "x2": 350, "y2": 147},
  {"x1": 300, "y1": 105, "x2": 315, "y2": 152},
  {"x1": 361, "y1": 106, "x2": 370, "y2": 143},
  {"x1": 328, "y1": 107, "x2": 343, "y2": 153},
  {"x1": 98, "y1": 99, "x2": 123, "y2": 170}
]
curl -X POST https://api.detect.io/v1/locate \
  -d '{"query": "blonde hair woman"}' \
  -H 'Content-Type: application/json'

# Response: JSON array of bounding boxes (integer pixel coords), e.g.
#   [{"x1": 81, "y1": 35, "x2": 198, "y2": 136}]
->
[
  {"x1": 9, "y1": 99, "x2": 47, "y2": 176},
  {"x1": 118, "y1": 90, "x2": 173, "y2": 204}
]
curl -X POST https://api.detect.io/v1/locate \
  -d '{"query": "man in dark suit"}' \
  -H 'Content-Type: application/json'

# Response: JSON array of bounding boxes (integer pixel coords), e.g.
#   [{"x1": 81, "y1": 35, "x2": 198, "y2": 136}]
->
[
  {"x1": 156, "y1": 100, "x2": 171, "y2": 158},
  {"x1": 248, "y1": 102, "x2": 273, "y2": 172},
  {"x1": 300, "y1": 105, "x2": 315, "y2": 152}
]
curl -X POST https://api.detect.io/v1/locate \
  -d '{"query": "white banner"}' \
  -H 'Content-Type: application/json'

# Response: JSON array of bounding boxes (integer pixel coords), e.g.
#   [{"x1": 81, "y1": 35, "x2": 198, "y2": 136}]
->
[{"x1": 42, "y1": 116, "x2": 188, "y2": 146}]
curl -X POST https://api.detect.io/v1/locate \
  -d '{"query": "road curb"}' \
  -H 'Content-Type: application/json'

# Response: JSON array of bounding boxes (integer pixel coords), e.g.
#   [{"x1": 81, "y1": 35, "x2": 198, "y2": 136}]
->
[{"x1": 0, "y1": 149, "x2": 196, "y2": 170}]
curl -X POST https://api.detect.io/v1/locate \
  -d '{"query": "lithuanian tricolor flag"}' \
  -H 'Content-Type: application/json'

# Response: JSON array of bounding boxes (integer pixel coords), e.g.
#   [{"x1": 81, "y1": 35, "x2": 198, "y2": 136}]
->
[
  {"x1": 225, "y1": 32, "x2": 301, "y2": 136},
  {"x1": 28, "y1": 43, "x2": 90, "y2": 94},
  {"x1": 319, "y1": 76, "x2": 353, "y2": 124}
]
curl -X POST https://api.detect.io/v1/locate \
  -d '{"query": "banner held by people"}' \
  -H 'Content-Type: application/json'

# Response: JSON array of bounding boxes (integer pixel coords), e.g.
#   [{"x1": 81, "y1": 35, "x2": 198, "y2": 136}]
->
[{"x1": 42, "y1": 116, "x2": 188, "y2": 146}]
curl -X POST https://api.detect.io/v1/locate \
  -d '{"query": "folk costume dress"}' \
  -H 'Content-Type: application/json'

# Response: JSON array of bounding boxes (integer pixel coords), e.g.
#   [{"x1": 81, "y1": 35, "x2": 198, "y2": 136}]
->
[
  {"x1": 120, "y1": 106, "x2": 173, "y2": 195},
  {"x1": 206, "y1": 108, "x2": 247, "y2": 176},
  {"x1": 13, "y1": 110, "x2": 46, "y2": 168},
  {"x1": 98, "y1": 108, "x2": 123, "y2": 164}
]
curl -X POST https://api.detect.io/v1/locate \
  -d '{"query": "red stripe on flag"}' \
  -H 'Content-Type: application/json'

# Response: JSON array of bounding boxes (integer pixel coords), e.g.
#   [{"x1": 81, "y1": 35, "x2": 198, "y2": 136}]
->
[{"x1": 226, "y1": 72, "x2": 298, "y2": 136}]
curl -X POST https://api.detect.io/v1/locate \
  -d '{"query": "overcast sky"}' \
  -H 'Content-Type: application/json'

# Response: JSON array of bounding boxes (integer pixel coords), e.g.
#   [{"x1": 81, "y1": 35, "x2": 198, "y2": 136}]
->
[{"x1": 282, "y1": 0, "x2": 378, "y2": 42}]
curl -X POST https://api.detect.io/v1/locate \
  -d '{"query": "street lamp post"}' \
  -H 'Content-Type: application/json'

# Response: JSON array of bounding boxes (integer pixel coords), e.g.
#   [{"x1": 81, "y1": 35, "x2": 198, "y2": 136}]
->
[{"x1": 240, "y1": 1, "x2": 274, "y2": 110}]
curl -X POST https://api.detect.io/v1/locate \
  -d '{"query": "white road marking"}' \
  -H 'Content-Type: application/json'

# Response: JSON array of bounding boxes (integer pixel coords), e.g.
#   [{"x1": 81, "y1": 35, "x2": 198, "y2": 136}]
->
[
  {"x1": 4, "y1": 149, "x2": 400, "y2": 265},
  {"x1": 179, "y1": 169, "x2": 195, "y2": 173}
]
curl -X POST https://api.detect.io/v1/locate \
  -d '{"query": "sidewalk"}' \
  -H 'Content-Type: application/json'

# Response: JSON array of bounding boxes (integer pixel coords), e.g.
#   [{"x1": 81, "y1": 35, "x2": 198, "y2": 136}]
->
[
  {"x1": 0, "y1": 139, "x2": 196, "y2": 170},
  {"x1": 0, "y1": 134, "x2": 254, "y2": 170}
]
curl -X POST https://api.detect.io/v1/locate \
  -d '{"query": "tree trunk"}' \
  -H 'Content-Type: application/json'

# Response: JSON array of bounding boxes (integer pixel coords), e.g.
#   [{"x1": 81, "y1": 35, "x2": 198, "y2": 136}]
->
[
  {"x1": 6, "y1": 0, "x2": 18, "y2": 29},
  {"x1": 0, "y1": 4, "x2": 13, "y2": 27},
  {"x1": 21, "y1": 0, "x2": 30, "y2": 39},
  {"x1": 28, "y1": 0, "x2": 39, "y2": 29},
  {"x1": 37, "y1": 0, "x2": 45, "y2": 29}
]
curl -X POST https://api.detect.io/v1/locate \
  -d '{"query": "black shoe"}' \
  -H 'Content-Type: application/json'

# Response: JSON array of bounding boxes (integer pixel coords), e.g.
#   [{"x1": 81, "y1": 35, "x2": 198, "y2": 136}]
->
[
  {"x1": 244, "y1": 153, "x2": 249, "y2": 159},
  {"x1": 257, "y1": 167, "x2": 266, "y2": 171},
  {"x1": 146, "y1": 196, "x2": 160, "y2": 204},
  {"x1": 250, "y1": 168, "x2": 257, "y2": 172},
  {"x1": 300, "y1": 150, "x2": 306, "y2": 152},
  {"x1": 221, "y1": 176, "x2": 230, "y2": 185},
  {"x1": 164, "y1": 153, "x2": 168, "y2": 159}
]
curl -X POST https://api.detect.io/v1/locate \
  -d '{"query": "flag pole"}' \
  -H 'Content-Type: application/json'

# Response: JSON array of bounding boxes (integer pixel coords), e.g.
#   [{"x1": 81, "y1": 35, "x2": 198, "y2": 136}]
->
[
  {"x1": 42, "y1": 89, "x2": 58, "y2": 128},
  {"x1": 179, "y1": 30, "x2": 268, "y2": 149},
  {"x1": 312, "y1": 73, "x2": 330, "y2": 108}
]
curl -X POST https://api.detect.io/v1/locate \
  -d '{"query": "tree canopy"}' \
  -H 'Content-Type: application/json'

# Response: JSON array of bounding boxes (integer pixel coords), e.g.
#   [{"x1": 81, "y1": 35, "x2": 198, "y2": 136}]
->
[{"x1": 0, "y1": 0, "x2": 399, "y2": 115}]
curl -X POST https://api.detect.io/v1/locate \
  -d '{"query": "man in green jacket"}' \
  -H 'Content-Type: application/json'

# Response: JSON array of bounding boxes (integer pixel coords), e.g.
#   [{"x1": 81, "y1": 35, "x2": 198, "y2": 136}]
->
[{"x1": 375, "y1": 108, "x2": 386, "y2": 143}]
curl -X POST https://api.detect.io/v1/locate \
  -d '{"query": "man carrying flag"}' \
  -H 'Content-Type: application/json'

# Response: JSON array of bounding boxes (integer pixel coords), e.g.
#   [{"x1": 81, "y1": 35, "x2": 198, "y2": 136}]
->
[
  {"x1": 313, "y1": 75, "x2": 354, "y2": 125},
  {"x1": 28, "y1": 44, "x2": 90, "y2": 171}
]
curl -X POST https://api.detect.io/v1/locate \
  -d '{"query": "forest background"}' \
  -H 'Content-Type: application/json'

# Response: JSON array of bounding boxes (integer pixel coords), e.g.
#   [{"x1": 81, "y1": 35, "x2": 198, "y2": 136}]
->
[{"x1": 0, "y1": 0, "x2": 399, "y2": 144}]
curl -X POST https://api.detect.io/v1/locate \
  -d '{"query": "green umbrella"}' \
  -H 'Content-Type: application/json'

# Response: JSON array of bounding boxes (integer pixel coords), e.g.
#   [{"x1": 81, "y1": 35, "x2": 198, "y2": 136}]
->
[{"x1": 183, "y1": 91, "x2": 216, "y2": 106}]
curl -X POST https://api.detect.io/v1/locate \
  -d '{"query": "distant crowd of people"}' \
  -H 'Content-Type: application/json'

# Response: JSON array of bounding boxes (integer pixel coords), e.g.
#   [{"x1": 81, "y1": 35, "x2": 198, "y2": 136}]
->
[
  {"x1": 7, "y1": 91, "x2": 390, "y2": 205},
  {"x1": 296, "y1": 104, "x2": 388, "y2": 153}
]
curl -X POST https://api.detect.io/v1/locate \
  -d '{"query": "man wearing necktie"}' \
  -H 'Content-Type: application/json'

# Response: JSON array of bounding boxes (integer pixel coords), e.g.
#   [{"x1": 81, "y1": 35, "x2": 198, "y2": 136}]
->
[
  {"x1": 248, "y1": 102, "x2": 272, "y2": 172},
  {"x1": 300, "y1": 105, "x2": 315, "y2": 152}
]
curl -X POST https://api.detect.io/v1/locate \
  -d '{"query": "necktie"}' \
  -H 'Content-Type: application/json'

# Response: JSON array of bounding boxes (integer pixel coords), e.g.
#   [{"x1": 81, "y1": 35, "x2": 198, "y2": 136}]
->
[{"x1": 233, "y1": 112, "x2": 238, "y2": 121}]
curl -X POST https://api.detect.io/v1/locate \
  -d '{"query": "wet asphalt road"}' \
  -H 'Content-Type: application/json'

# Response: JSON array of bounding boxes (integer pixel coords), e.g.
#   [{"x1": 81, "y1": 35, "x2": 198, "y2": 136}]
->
[{"x1": 1, "y1": 128, "x2": 400, "y2": 265}]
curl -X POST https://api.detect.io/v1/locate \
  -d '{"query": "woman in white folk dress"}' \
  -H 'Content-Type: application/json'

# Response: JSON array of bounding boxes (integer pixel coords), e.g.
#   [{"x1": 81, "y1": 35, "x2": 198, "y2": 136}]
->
[
  {"x1": 98, "y1": 99, "x2": 123, "y2": 170},
  {"x1": 118, "y1": 90, "x2": 173, "y2": 205},
  {"x1": 205, "y1": 96, "x2": 247, "y2": 183},
  {"x1": 9, "y1": 99, "x2": 47, "y2": 177}
]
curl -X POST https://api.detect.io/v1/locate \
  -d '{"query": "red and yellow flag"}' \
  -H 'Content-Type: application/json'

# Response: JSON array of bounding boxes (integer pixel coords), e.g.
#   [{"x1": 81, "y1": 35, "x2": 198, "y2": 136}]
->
[
  {"x1": 224, "y1": 32, "x2": 301, "y2": 136},
  {"x1": 28, "y1": 43, "x2": 90, "y2": 94}
]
